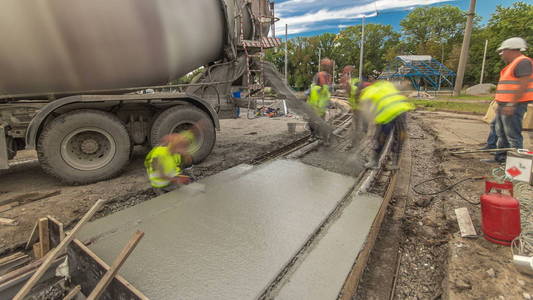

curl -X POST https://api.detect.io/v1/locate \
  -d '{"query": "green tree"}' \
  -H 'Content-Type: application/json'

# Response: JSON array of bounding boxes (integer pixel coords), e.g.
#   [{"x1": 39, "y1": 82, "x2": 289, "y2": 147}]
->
[
  {"x1": 400, "y1": 5, "x2": 470, "y2": 69},
  {"x1": 467, "y1": 2, "x2": 533, "y2": 84}
]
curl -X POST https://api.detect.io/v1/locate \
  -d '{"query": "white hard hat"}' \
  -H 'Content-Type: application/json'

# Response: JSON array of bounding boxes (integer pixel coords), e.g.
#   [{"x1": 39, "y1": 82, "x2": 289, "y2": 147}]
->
[{"x1": 497, "y1": 37, "x2": 528, "y2": 52}]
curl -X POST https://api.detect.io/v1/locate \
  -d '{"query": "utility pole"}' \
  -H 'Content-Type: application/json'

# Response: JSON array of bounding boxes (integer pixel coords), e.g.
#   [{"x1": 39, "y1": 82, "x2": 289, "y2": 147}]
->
[
  {"x1": 480, "y1": 39, "x2": 488, "y2": 84},
  {"x1": 359, "y1": 15, "x2": 365, "y2": 80},
  {"x1": 285, "y1": 24, "x2": 288, "y2": 83},
  {"x1": 318, "y1": 48, "x2": 321, "y2": 72},
  {"x1": 453, "y1": 0, "x2": 476, "y2": 96}
]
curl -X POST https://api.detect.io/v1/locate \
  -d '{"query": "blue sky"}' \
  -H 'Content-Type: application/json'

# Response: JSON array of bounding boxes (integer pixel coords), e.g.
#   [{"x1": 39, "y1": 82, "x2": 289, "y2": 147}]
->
[{"x1": 274, "y1": 0, "x2": 523, "y2": 37}]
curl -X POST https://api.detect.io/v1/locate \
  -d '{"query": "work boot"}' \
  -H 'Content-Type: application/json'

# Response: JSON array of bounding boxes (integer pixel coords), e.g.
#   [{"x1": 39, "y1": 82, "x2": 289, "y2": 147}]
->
[{"x1": 364, "y1": 152, "x2": 379, "y2": 169}]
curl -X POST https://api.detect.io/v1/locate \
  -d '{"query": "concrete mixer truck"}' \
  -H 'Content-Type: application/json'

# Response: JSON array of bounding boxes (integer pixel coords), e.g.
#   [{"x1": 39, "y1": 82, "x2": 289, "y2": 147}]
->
[{"x1": 0, "y1": 0, "x2": 279, "y2": 184}]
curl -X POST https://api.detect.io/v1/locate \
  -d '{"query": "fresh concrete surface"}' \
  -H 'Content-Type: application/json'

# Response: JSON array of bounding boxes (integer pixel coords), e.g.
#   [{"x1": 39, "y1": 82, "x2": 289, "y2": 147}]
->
[
  {"x1": 78, "y1": 160, "x2": 355, "y2": 300},
  {"x1": 274, "y1": 192, "x2": 383, "y2": 300}
]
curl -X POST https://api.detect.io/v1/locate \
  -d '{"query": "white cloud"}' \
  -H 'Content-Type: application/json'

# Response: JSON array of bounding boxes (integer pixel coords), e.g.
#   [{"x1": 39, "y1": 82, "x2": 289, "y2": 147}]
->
[{"x1": 275, "y1": 0, "x2": 455, "y2": 34}]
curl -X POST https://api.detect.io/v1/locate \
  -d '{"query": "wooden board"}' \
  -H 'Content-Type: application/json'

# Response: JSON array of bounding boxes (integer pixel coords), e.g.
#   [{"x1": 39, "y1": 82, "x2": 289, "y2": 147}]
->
[
  {"x1": 455, "y1": 207, "x2": 477, "y2": 237},
  {"x1": 86, "y1": 231, "x2": 144, "y2": 300},
  {"x1": 0, "y1": 190, "x2": 60, "y2": 207},
  {"x1": 38, "y1": 218, "x2": 50, "y2": 257},
  {"x1": 0, "y1": 252, "x2": 30, "y2": 276},
  {"x1": 63, "y1": 285, "x2": 81, "y2": 300},
  {"x1": 25, "y1": 221, "x2": 39, "y2": 250},
  {"x1": 0, "y1": 202, "x2": 18, "y2": 213},
  {"x1": 68, "y1": 240, "x2": 148, "y2": 300},
  {"x1": 48, "y1": 216, "x2": 65, "y2": 249},
  {"x1": 0, "y1": 217, "x2": 16, "y2": 226}
]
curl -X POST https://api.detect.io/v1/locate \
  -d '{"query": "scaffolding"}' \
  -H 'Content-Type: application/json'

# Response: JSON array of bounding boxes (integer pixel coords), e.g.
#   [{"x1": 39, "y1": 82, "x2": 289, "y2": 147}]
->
[
  {"x1": 234, "y1": 0, "x2": 281, "y2": 117},
  {"x1": 379, "y1": 55, "x2": 456, "y2": 91}
]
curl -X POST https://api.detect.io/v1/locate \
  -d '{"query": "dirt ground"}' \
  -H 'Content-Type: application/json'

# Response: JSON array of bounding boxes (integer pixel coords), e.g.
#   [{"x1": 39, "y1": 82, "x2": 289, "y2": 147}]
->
[
  {"x1": 357, "y1": 110, "x2": 533, "y2": 300},
  {"x1": 0, "y1": 112, "x2": 308, "y2": 254},
  {"x1": 2, "y1": 107, "x2": 532, "y2": 299}
]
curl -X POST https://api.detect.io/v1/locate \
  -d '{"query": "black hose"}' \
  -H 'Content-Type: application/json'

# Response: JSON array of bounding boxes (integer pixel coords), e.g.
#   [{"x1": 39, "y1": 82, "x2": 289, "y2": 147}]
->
[{"x1": 412, "y1": 176, "x2": 485, "y2": 205}]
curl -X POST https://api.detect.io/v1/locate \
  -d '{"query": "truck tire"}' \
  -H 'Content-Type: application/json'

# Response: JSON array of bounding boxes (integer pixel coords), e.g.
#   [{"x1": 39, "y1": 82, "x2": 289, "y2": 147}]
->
[
  {"x1": 37, "y1": 109, "x2": 131, "y2": 184},
  {"x1": 150, "y1": 105, "x2": 216, "y2": 163}
]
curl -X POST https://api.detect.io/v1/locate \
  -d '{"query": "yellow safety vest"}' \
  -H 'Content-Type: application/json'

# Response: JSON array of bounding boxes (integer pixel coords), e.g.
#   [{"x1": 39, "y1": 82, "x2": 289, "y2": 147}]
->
[
  {"x1": 144, "y1": 146, "x2": 182, "y2": 188},
  {"x1": 347, "y1": 78, "x2": 360, "y2": 110},
  {"x1": 307, "y1": 84, "x2": 330, "y2": 117},
  {"x1": 360, "y1": 81, "x2": 414, "y2": 124}
]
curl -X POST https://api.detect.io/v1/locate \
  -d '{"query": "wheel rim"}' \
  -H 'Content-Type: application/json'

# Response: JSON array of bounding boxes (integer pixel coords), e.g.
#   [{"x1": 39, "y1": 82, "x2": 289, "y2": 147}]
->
[
  {"x1": 171, "y1": 123, "x2": 203, "y2": 154},
  {"x1": 60, "y1": 127, "x2": 116, "y2": 171}
]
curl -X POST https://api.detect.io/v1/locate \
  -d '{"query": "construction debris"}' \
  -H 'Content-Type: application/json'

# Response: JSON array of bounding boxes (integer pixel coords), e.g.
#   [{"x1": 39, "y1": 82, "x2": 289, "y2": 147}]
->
[
  {"x1": 13, "y1": 199, "x2": 105, "y2": 300},
  {"x1": 0, "y1": 217, "x2": 16, "y2": 226}
]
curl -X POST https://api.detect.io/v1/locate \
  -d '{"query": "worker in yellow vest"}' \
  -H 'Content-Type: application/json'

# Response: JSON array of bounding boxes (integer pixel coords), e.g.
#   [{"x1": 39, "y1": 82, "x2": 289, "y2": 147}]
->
[
  {"x1": 489, "y1": 37, "x2": 533, "y2": 163},
  {"x1": 359, "y1": 80, "x2": 415, "y2": 169},
  {"x1": 341, "y1": 65, "x2": 368, "y2": 145},
  {"x1": 307, "y1": 63, "x2": 332, "y2": 119},
  {"x1": 145, "y1": 132, "x2": 194, "y2": 194}
]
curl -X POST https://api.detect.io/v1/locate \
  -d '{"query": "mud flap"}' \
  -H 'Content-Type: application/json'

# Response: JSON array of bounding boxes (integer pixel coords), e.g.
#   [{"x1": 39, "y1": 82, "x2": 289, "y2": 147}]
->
[{"x1": 0, "y1": 126, "x2": 9, "y2": 169}]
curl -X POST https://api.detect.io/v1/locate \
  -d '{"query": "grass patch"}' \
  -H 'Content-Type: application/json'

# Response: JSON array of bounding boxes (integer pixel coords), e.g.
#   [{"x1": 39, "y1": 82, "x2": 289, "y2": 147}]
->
[
  {"x1": 436, "y1": 95, "x2": 493, "y2": 101},
  {"x1": 409, "y1": 99, "x2": 490, "y2": 115}
]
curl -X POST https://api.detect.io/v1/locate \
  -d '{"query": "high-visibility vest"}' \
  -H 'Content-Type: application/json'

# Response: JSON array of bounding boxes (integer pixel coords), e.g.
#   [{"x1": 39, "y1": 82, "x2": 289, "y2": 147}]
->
[
  {"x1": 360, "y1": 81, "x2": 414, "y2": 125},
  {"x1": 495, "y1": 55, "x2": 533, "y2": 103},
  {"x1": 307, "y1": 84, "x2": 330, "y2": 117},
  {"x1": 144, "y1": 146, "x2": 182, "y2": 188},
  {"x1": 347, "y1": 78, "x2": 360, "y2": 110}
]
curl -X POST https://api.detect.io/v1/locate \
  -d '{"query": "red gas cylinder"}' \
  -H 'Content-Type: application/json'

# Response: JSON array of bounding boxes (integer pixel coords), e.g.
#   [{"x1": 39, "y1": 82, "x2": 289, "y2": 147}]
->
[{"x1": 480, "y1": 181, "x2": 521, "y2": 245}]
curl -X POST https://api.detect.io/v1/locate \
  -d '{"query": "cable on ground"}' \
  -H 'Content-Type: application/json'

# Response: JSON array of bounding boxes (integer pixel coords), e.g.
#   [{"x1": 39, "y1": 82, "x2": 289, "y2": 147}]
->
[{"x1": 412, "y1": 176, "x2": 485, "y2": 205}]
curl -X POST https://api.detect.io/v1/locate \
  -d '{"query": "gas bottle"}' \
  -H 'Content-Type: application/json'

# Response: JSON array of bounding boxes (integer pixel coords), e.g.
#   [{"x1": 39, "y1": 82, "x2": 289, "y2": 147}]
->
[{"x1": 480, "y1": 181, "x2": 521, "y2": 245}]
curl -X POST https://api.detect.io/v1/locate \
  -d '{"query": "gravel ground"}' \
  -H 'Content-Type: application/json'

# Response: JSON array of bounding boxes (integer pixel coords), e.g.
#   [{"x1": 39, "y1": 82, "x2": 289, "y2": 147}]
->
[{"x1": 356, "y1": 110, "x2": 533, "y2": 300}]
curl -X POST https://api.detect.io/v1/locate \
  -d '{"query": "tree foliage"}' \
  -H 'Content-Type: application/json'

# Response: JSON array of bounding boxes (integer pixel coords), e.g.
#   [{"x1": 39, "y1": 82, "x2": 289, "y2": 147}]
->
[{"x1": 265, "y1": 2, "x2": 532, "y2": 90}]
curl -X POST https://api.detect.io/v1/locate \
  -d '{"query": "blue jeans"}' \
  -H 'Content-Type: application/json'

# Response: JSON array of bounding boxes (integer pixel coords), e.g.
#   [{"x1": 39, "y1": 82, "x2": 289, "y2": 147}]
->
[
  {"x1": 486, "y1": 119, "x2": 497, "y2": 149},
  {"x1": 494, "y1": 102, "x2": 529, "y2": 161}
]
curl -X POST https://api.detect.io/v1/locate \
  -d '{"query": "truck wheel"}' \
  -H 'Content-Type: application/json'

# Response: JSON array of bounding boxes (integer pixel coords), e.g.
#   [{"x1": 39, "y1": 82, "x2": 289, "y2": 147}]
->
[
  {"x1": 150, "y1": 105, "x2": 216, "y2": 163},
  {"x1": 37, "y1": 110, "x2": 131, "y2": 184}
]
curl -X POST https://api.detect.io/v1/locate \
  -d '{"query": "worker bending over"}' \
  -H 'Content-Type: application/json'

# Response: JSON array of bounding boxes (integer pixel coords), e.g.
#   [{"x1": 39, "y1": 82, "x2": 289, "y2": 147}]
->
[
  {"x1": 359, "y1": 80, "x2": 415, "y2": 169},
  {"x1": 145, "y1": 132, "x2": 194, "y2": 195}
]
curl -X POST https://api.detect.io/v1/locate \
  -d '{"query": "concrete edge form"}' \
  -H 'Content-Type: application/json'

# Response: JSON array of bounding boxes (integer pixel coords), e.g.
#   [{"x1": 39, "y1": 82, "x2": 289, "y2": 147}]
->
[{"x1": 273, "y1": 192, "x2": 383, "y2": 299}]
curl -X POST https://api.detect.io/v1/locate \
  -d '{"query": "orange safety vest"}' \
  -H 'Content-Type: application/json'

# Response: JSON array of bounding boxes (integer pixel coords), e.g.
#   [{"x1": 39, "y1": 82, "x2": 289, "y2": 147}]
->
[{"x1": 495, "y1": 55, "x2": 533, "y2": 103}]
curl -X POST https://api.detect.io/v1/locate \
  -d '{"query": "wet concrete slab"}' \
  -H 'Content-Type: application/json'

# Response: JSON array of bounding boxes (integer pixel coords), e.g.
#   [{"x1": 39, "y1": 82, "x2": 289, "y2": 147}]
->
[
  {"x1": 78, "y1": 160, "x2": 355, "y2": 300},
  {"x1": 274, "y1": 192, "x2": 383, "y2": 300}
]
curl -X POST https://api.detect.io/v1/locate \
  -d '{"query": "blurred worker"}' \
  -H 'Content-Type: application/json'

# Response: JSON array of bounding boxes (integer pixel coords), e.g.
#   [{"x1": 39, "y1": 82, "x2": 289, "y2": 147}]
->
[
  {"x1": 491, "y1": 37, "x2": 532, "y2": 163},
  {"x1": 358, "y1": 80, "x2": 415, "y2": 169},
  {"x1": 341, "y1": 65, "x2": 367, "y2": 145},
  {"x1": 144, "y1": 132, "x2": 194, "y2": 195},
  {"x1": 307, "y1": 58, "x2": 333, "y2": 119}
]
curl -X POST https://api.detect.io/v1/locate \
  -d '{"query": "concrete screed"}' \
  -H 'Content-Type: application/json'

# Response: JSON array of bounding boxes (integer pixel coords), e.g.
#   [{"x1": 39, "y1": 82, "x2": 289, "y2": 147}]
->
[{"x1": 78, "y1": 159, "x2": 383, "y2": 299}]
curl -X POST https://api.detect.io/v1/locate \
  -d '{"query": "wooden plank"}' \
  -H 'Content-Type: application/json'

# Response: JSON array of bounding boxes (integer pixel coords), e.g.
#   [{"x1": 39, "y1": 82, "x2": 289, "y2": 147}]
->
[
  {"x1": 0, "y1": 126, "x2": 8, "y2": 170},
  {"x1": 0, "y1": 257, "x2": 65, "y2": 300},
  {"x1": 25, "y1": 221, "x2": 39, "y2": 250},
  {"x1": 86, "y1": 231, "x2": 144, "y2": 300},
  {"x1": 38, "y1": 218, "x2": 50, "y2": 257},
  {"x1": 63, "y1": 285, "x2": 81, "y2": 300},
  {"x1": 68, "y1": 239, "x2": 149, "y2": 300},
  {"x1": 455, "y1": 207, "x2": 477, "y2": 237},
  {"x1": 48, "y1": 216, "x2": 65, "y2": 248},
  {"x1": 13, "y1": 199, "x2": 105, "y2": 300},
  {"x1": 0, "y1": 217, "x2": 16, "y2": 226},
  {"x1": 33, "y1": 243, "x2": 42, "y2": 259},
  {"x1": 0, "y1": 202, "x2": 18, "y2": 213},
  {"x1": 0, "y1": 190, "x2": 60, "y2": 206},
  {"x1": 0, "y1": 253, "x2": 30, "y2": 277},
  {"x1": 0, "y1": 253, "x2": 25, "y2": 266},
  {"x1": 339, "y1": 170, "x2": 400, "y2": 300}
]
